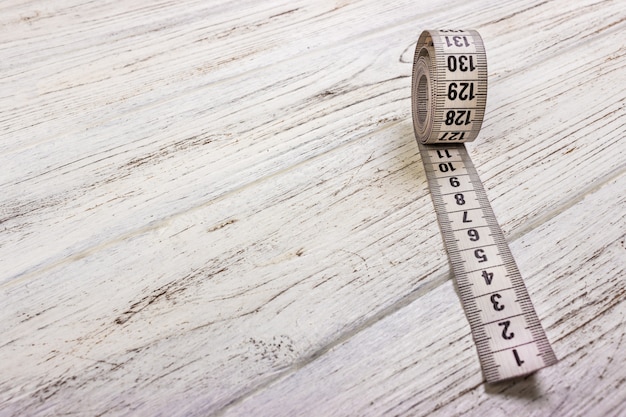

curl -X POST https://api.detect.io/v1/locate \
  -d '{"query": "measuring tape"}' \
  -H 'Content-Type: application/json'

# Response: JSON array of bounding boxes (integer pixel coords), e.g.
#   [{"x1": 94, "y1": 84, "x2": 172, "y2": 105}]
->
[{"x1": 411, "y1": 29, "x2": 557, "y2": 382}]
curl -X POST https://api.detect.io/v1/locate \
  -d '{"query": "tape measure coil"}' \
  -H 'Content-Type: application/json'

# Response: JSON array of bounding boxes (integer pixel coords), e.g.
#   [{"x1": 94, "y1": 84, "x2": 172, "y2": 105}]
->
[{"x1": 412, "y1": 30, "x2": 487, "y2": 144}]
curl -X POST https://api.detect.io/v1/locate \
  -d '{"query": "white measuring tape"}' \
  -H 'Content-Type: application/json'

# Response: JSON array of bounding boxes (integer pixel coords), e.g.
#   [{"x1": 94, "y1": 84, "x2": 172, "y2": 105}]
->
[{"x1": 411, "y1": 29, "x2": 557, "y2": 382}]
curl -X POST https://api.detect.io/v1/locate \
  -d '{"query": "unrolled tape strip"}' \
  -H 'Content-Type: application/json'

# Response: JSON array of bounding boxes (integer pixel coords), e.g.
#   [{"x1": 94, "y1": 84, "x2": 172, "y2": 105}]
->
[{"x1": 411, "y1": 29, "x2": 557, "y2": 382}]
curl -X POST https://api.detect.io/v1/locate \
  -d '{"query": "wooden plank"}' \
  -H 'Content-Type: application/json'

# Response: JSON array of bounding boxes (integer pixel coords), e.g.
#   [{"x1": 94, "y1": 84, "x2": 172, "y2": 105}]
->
[{"x1": 0, "y1": 0, "x2": 495, "y2": 151}]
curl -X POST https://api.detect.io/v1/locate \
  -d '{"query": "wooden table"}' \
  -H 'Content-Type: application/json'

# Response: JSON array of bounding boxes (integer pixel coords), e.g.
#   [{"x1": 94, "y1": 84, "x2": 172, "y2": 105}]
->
[{"x1": 1, "y1": 1, "x2": 624, "y2": 415}]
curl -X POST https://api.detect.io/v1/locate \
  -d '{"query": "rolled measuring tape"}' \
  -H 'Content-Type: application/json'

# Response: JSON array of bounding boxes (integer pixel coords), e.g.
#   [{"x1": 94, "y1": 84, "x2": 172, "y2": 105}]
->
[{"x1": 411, "y1": 30, "x2": 557, "y2": 382}]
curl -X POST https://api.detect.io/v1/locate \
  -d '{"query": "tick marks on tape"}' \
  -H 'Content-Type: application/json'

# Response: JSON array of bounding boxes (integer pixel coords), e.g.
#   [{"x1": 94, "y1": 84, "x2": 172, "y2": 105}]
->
[{"x1": 411, "y1": 29, "x2": 557, "y2": 383}]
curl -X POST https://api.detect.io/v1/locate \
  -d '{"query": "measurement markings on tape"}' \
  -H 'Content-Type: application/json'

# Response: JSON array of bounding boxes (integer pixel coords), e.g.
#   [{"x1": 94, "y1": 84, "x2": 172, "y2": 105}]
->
[{"x1": 411, "y1": 29, "x2": 557, "y2": 382}]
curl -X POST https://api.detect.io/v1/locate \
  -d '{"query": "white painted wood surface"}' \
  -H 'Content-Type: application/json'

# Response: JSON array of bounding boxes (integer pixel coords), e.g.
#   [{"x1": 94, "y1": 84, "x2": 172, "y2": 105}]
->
[{"x1": 1, "y1": 0, "x2": 624, "y2": 415}]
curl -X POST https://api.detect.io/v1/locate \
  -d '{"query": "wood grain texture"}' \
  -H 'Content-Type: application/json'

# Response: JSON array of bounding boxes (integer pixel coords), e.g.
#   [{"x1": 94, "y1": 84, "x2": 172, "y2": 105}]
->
[{"x1": 1, "y1": 0, "x2": 624, "y2": 416}]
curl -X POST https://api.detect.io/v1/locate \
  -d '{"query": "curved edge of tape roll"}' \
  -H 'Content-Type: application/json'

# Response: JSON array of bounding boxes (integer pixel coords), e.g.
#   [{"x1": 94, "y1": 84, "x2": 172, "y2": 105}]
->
[{"x1": 411, "y1": 29, "x2": 488, "y2": 144}]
